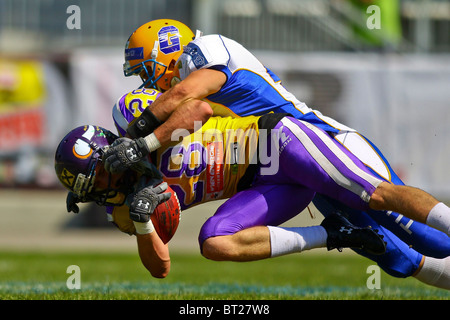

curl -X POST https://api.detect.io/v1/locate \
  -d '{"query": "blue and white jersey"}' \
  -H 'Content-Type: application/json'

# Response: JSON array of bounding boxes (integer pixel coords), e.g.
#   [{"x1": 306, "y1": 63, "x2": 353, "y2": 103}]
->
[{"x1": 177, "y1": 34, "x2": 354, "y2": 134}]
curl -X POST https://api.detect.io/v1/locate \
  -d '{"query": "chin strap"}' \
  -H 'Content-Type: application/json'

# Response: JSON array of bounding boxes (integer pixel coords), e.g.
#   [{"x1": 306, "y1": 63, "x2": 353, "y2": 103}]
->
[
  {"x1": 195, "y1": 29, "x2": 203, "y2": 39},
  {"x1": 151, "y1": 40, "x2": 159, "y2": 59}
]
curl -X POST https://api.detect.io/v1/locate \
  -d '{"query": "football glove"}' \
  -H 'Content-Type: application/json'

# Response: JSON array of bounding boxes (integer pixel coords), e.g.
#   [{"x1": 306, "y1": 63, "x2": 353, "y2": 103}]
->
[
  {"x1": 66, "y1": 191, "x2": 80, "y2": 214},
  {"x1": 128, "y1": 181, "x2": 171, "y2": 223},
  {"x1": 103, "y1": 137, "x2": 150, "y2": 174}
]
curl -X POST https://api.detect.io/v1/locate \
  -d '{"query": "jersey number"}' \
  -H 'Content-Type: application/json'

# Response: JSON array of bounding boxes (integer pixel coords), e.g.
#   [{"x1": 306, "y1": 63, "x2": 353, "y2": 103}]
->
[
  {"x1": 159, "y1": 141, "x2": 224, "y2": 209},
  {"x1": 160, "y1": 142, "x2": 206, "y2": 209}
]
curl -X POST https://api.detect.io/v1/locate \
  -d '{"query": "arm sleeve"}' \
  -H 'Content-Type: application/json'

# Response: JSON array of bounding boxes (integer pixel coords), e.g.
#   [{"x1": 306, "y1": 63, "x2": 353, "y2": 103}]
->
[{"x1": 178, "y1": 35, "x2": 231, "y2": 80}]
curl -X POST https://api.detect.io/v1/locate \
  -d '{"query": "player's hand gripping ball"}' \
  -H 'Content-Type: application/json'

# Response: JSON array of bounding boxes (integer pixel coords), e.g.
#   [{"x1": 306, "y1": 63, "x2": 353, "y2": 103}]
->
[
  {"x1": 151, "y1": 185, "x2": 181, "y2": 243},
  {"x1": 129, "y1": 182, "x2": 181, "y2": 243}
]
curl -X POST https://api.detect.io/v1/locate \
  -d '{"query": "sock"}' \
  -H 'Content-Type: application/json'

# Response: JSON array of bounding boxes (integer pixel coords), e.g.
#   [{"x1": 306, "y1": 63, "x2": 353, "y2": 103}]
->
[
  {"x1": 268, "y1": 226, "x2": 327, "y2": 258},
  {"x1": 426, "y1": 202, "x2": 450, "y2": 236},
  {"x1": 414, "y1": 256, "x2": 450, "y2": 290}
]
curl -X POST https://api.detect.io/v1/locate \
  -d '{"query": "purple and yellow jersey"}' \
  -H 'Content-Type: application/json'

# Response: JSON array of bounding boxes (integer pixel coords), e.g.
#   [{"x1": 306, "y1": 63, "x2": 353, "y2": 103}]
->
[
  {"x1": 112, "y1": 88, "x2": 162, "y2": 137},
  {"x1": 153, "y1": 115, "x2": 262, "y2": 210},
  {"x1": 112, "y1": 89, "x2": 263, "y2": 210}
]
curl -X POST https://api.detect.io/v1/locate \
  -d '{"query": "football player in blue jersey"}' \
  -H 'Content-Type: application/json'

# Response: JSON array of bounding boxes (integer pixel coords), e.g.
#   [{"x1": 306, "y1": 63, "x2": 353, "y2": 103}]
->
[{"x1": 105, "y1": 19, "x2": 450, "y2": 287}]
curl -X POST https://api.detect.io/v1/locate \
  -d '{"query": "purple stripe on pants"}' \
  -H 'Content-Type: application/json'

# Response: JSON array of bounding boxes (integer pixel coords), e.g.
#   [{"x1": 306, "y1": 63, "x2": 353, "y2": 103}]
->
[
  {"x1": 259, "y1": 117, "x2": 383, "y2": 210},
  {"x1": 197, "y1": 116, "x2": 384, "y2": 247}
]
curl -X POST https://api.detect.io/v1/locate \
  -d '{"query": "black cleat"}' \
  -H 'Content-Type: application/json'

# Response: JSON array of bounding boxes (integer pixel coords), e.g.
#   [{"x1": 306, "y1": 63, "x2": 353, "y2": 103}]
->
[{"x1": 321, "y1": 212, "x2": 386, "y2": 255}]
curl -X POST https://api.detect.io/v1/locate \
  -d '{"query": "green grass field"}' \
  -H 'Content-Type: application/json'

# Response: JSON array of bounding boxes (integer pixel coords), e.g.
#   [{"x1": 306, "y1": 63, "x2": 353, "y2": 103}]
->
[{"x1": 0, "y1": 250, "x2": 448, "y2": 300}]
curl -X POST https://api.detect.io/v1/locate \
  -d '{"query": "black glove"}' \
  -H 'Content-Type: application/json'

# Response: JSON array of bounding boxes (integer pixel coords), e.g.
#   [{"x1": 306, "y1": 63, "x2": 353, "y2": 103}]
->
[
  {"x1": 128, "y1": 181, "x2": 171, "y2": 223},
  {"x1": 66, "y1": 191, "x2": 80, "y2": 213},
  {"x1": 103, "y1": 137, "x2": 150, "y2": 174}
]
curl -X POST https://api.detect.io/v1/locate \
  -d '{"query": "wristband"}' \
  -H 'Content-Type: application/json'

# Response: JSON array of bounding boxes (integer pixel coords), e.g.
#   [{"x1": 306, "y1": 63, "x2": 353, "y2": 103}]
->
[
  {"x1": 127, "y1": 107, "x2": 162, "y2": 138},
  {"x1": 144, "y1": 133, "x2": 161, "y2": 152},
  {"x1": 133, "y1": 220, "x2": 155, "y2": 235}
]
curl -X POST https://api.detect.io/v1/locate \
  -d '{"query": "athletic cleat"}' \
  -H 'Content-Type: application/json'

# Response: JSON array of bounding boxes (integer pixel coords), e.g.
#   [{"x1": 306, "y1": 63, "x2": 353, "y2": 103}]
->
[{"x1": 321, "y1": 212, "x2": 387, "y2": 255}]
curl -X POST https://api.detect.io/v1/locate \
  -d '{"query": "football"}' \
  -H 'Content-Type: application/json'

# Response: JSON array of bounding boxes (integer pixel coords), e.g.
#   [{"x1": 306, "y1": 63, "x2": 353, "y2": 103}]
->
[{"x1": 151, "y1": 185, "x2": 181, "y2": 244}]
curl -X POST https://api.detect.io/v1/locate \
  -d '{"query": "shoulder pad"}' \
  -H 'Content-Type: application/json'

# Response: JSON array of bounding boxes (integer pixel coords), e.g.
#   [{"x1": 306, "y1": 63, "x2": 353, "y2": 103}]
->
[{"x1": 178, "y1": 35, "x2": 229, "y2": 78}]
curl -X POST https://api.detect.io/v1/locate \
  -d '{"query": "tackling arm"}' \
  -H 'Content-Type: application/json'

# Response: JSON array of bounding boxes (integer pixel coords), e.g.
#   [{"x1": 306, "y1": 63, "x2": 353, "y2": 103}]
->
[
  {"x1": 152, "y1": 97, "x2": 213, "y2": 146},
  {"x1": 127, "y1": 68, "x2": 224, "y2": 140},
  {"x1": 103, "y1": 68, "x2": 225, "y2": 173},
  {"x1": 149, "y1": 68, "x2": 226, "y2": 122},
  {"x1": 137, "y1": 68, "x2": 225, "y2": 146}
]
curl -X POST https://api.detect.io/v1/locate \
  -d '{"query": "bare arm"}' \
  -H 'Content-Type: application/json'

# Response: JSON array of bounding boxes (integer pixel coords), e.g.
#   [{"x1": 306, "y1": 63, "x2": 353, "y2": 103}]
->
[
  {"x1": 136, "y1": 231, "x2": 171, "y2": 278},
  {"x1": 139, "y1": 68, "x2": 226, "y2": 147},
  {"x1": 103, "y1": 69, "x2": 226, "y2": 174},
  {"x1": 149, "y1": 68, "x2": 227, "y2": 122},
  {"x1": 152, "y1": 98, "x2": 213, "y2": 145}
]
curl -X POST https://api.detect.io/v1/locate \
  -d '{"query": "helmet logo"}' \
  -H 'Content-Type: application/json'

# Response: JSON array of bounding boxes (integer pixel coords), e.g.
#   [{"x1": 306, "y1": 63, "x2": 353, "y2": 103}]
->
[
  {"x1": 158, "y1": 25, "x2": 181, "y2": 55},
  {"x1": 73, "y1": 141, "x2": 93, "y2": 159},
  {"x1": 125, "y1": 47, "x2": 144, "y2": 61},
  {"x1": 73, "y1": 125, "x2": 96, "y2": 159},
  {"x1": 61, "y1": 168, "x2": 76, "y2": 187}
]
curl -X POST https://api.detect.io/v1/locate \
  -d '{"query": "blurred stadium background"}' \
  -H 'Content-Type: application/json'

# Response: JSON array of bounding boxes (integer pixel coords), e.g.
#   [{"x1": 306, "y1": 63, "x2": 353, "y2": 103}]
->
[{"x1": 0, "y1": 0, "x2": 449, "y2": 296}]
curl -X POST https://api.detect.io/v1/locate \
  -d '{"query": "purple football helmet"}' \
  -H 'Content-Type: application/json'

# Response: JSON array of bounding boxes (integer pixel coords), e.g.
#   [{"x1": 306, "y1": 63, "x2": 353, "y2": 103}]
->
[{"x1": 54, "y1": 125, "x2": 133, "y2": 206}]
